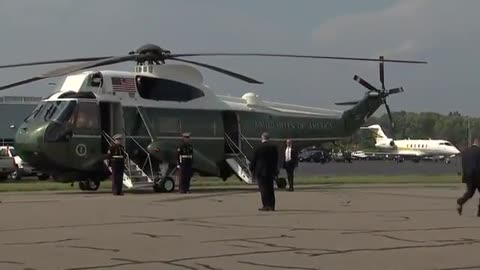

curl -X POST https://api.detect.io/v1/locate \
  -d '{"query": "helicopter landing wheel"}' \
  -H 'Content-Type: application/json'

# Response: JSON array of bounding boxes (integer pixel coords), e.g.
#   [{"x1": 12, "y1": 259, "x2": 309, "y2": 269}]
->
[
  {"x1": 153, "y1": 176, "x2": 175, "y2": 193},
  {"x1": 79, "y1": 180, "x2": 88, "y2": 191},
  {"x1": 276, "y1": 177, "x2": 287, "y2": 189},
  {"x1": 87, "y1": 179, "x2": 100, "y2": 191},
  {"x1": 79, "y1": 179, "x2": 100, "y2": 191}
]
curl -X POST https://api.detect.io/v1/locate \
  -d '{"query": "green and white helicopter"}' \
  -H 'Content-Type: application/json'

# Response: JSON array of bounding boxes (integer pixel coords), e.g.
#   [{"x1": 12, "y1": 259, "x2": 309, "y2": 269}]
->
[{"x1": 0, "y1": 44, "x2": 426, "y2": 192}]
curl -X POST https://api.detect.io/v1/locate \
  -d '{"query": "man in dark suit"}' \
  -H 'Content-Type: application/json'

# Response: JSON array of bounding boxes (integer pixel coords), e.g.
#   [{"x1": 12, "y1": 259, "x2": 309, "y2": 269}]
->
[
  {"x1": 457, "y1": 138, "x2": 480, "y2": 216},
  {"x1": 283, "y1": 139, "x2": 299, "y2": 191},
  {"x1": 250, "y1": 132, "x2": 279, "y2": 211}
]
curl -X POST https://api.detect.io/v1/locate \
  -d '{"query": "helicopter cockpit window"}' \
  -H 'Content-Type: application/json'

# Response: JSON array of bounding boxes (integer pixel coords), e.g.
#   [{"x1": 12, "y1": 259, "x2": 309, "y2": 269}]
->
[
  {"x1": 43, "y1": 100, "x2": 77, "y2": 124},
  {"x1": 74, "y1": 102, "x2": 100, "y2": 132},
  {"x1": 24, "y1": 103, "x2": 46, "y2": 123},
  {"x1": 136, "y1": 76, "x2": 205, "y2": 102}
]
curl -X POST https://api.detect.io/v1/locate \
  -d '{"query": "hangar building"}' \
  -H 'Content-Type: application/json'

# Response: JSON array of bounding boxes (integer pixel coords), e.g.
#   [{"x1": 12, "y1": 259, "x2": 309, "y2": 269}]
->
[{"x1": 0, "y1": 96, "x2": 42, "y2": 145}]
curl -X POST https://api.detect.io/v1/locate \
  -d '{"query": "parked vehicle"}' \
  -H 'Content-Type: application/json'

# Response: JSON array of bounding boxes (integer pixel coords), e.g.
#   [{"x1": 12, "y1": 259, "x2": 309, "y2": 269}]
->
[
  {"x1": 0, "y1": 153, "x2": 16, "y2": 181},
  {"x1": 299, "y1": 149, "x2": 331, "y2": 163},
  {"x1": 0, "y1": 146, "x2": 49, "y2": 180}
]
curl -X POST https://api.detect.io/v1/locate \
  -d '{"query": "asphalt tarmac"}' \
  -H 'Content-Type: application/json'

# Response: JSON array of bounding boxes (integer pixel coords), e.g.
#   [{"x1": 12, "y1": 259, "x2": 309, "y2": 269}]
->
[
  {"x1": 0, "y1": 183, "x2": 478, "y2": 270},
  {"x1": 296, "y1": 159, "x2": 460, "y2": 176}
]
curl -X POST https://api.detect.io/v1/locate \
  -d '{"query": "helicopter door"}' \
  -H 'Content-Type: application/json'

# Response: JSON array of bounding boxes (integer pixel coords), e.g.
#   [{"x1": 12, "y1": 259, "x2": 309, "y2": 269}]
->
[
  {"x1": 99, "y1": 101, "x2": 124, "y2": 153},
  {"x1": 222, "y1": 111, "x2": 240, "y2": 154},
  {"x1": 69, "y1": 101, "x2": 102, "y2": 165}
]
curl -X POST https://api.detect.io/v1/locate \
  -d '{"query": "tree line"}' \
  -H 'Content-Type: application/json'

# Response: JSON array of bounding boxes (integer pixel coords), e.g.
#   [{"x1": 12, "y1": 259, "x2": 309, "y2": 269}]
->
[{"x1": 342, "y1": 111, "x2": 477, "y2": 151}]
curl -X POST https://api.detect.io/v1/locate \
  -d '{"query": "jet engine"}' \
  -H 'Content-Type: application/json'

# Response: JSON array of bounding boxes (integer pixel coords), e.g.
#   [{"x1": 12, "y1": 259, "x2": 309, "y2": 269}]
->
[{"x1": 375, "y1": 139, "x2": 396, "y2": 149}]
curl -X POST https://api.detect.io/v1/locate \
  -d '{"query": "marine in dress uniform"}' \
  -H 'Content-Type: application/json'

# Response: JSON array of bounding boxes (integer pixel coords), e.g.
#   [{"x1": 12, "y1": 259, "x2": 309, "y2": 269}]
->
[
  {"x1": 177, "y1": 133, "x2": 194, "y2": 194},
  {"x1": 249, "y1": 132, "x2": 279, "y2": 211},
  {"x1": 107, "y1": 134, "x2": 127, "y2": 196},
  {"x1": 457, "y1": 138, "x2": 480, "y2": 216},
  {"x1": 283, "y1": 139, "x2": 298, "y2": 191}
]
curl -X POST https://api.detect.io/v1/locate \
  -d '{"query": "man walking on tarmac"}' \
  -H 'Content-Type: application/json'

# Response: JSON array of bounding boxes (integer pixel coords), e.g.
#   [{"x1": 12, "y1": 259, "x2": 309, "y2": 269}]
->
[
  {"x1": 283, "y1": 139, "x2": 299, "y2": 191},
  {"x1": 457, "y1": 137, "x2": 480, "y2": 215},
  {"x1": 250, "y1": 132, "x2": 279, "y2": 211},
  {"x1": 107, "y1": 134, "x2": 127, "y2": 196},
  {"x1": 177, "y1": 132, "x2": 194, "y2": 194}
]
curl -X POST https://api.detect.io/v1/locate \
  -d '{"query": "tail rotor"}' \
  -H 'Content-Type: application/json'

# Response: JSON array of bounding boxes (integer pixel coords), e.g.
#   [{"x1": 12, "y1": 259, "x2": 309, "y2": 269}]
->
[{"x1": 352, "y1": 56, "x2": 404, "y2": 133}]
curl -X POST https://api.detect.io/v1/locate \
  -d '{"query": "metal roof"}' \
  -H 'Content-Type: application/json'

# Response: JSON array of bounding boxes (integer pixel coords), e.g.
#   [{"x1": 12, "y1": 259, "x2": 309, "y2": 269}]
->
[
  {"x1": 0, "y1": 96, "x2": 43, "y2": 104},
  {"x1": 0, "y1": 98, "x2": 40, "y2": 140}
]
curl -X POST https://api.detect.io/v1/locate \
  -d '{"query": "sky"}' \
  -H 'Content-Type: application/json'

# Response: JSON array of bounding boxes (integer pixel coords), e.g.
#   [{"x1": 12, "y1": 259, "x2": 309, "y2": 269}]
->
[{"x1": 0, "y1": 0, "x2": 479, "y2": 116}]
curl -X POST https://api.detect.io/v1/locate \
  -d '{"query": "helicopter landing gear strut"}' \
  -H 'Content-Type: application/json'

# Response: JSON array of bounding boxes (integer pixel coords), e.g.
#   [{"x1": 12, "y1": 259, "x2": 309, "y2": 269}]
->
[
  {"x1": 153, "y1": 176, "x2": 175, "y2": 193},
  {"x1": 153, "y1": 164, "x2": 176, "y2": 193}
]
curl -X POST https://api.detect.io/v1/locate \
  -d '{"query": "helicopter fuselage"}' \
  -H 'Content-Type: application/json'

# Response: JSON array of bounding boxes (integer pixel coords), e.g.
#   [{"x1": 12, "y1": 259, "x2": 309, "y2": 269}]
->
[{"x1": 14, "y1": 64, "x2": 383, "y2": 184}]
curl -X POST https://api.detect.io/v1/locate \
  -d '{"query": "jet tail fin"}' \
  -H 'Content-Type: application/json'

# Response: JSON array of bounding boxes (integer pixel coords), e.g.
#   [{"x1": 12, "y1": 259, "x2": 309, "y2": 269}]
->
[{"x1": 360, "y1": 124, "x2": 389, "y2": 142}]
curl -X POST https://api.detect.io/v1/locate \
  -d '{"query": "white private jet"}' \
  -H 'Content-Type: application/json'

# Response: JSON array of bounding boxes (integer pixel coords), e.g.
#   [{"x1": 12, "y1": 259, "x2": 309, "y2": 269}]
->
[{"x1": 361, "y1": 124, "x2": 460, "y2": 162}]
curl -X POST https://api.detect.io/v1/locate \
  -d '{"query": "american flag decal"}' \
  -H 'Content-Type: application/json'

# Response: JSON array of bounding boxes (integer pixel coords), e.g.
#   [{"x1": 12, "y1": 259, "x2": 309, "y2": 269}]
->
[{"x1": 111, "y1": 77, "x2": 136, "y2": 92}]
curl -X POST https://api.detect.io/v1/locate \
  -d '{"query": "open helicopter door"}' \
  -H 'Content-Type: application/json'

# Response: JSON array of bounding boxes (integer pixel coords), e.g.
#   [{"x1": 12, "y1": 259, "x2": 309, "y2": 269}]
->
[
  {"x1": 222, "y1": 111, "x2": 253, "y2": 184},
  {"x1": 98, "y1": 102, "x2": 132, "y2": 188},
  {"x1": 99, "y1": 101, "x2": 124, "y2": 152},
  {"x1": 222, "y1": 111, "x2": 241, "y2": 153}
]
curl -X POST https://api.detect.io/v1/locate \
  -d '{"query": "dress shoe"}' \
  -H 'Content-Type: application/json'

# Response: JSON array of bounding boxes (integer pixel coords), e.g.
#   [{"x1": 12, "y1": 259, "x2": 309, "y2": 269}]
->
[
  {"x1": 457, "y1": 204, "x2": 463, "y2": 216},
  {"x1": 287, "y1": 187, "x2": 294, "y2": 192}
]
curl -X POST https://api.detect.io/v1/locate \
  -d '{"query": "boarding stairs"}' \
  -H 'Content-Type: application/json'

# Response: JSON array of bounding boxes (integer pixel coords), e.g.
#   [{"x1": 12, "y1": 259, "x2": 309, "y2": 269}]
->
[
  {"x1": 224, "y1": 133, "x2": 254, "y2": 184},
  {"x1": 102, "y1": 131, "x2": 155, "y2": 190}
]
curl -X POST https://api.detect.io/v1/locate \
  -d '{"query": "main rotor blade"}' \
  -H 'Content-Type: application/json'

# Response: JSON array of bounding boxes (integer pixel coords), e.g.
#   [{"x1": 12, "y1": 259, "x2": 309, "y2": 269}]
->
[
  {"x1": 0, "y1": 55, "x2": 136, "y2": 91},
  {"x1": 335, "y1": 101, "x2": 360, "y2": 105},
  {"x1": 171, "y1": 53, "x2": 428, "y2": 64},
  {"x1": 353, "y1": 75, "x2": 378, "y2": 92},
  {"x1": 0, "y1": 77, "x2": 45, "y2": 91},
  {"x1": 379, "y1": 56, "x2": 385, "y2": 90},
  {"x1": 169, "y1": 57, "x2": 263, "y2": 84},
  {"x1": 387, "y1": 87, "x2": 404, "y2": 95},
  {"x1": 384, "y1": 100, "x2": 395, "y2": 129},
  {"x1": 0, "y1": 57, "x2": 112, "y2": 69},
  {"x1": 42, "y1": 55, "x2": 135, "y2": 77}
]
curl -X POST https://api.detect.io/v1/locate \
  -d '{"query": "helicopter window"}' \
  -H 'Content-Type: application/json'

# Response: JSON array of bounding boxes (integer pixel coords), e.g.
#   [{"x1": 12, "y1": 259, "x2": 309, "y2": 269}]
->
[
  {"x1": 74, "y1": 102, "x2": 100, "y2": 132},
  {"x1": 43, "y1": 103, "x2": 57, "y2": 121},
  {"x1": 24, "y1": 103, "x2": 46, "y2": 122},
  {"x1": 136, "y1": 76, "x2": 205, "y2": 102},
  {"x1": 154, "y1": 117, "x2": 181, "y2": 133},
  {"x1": 53, "y1": 101, "x2": 77, "y2": 123},
  {"x1": 42, "y1": 100, "x2": 77, "y2": 123},
  {"x1": 89, "y1": 73, "x2": 103, "y2": 87},
  {"x1": 58, "y1": 91, "x2": 96, "y2": 99}
]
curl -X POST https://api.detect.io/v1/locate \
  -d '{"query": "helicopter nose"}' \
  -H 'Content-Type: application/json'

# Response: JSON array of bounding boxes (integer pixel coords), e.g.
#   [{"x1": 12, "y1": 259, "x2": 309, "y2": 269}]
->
[{"x1": 14, "y1": 124, "x2": 46, "y2": 166}]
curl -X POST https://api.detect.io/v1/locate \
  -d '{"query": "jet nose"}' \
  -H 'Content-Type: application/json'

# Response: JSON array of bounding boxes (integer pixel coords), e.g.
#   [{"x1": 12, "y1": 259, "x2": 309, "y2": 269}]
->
[{"x1": 452, "y1": 147, "x2": 460, "y2": 154}]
